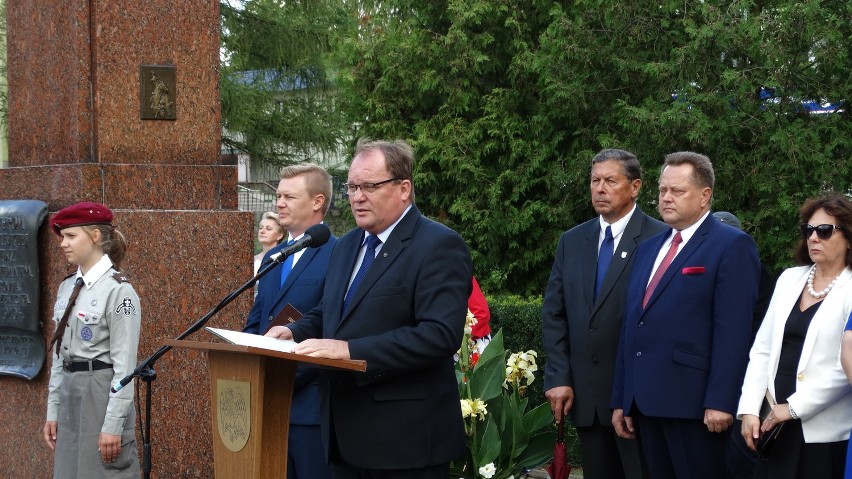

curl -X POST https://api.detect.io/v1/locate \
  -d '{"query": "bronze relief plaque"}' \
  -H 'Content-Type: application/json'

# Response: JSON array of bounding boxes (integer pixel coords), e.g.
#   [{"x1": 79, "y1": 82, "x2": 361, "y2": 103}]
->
[{"x1": 140, "y1": 65, "x2": 177, "y2": 120}]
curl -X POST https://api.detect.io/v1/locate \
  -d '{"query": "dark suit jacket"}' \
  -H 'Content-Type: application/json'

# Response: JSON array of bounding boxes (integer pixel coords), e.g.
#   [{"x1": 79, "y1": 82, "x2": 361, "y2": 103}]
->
[
  {"x1": 288, "y1": 206, "x2": 472, "y2": 470},
  {"x1": 243, "y1": 235, "x2": 336, "y2": 425},
  {"x1": 612, "y1": 213, "x2": 760, "y2": 419},
  {"x1": 542, "y1": 207, "x2": 667, "y2": 427}
]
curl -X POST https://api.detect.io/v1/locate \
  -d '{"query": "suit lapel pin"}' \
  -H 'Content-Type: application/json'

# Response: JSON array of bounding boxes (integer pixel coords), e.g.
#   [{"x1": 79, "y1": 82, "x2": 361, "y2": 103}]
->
[
  {"x1": 383, "y1": 252, "x2": 388, "y2": 257},
  {"x1": 621, "y1": 251, "x2": 627, "y2": 259}
]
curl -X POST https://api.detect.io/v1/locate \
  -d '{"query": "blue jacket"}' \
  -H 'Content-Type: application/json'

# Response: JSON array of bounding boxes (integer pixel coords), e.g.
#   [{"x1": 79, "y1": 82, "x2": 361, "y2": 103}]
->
[{"x1": 244, "y1": 234, "x2": 336, "y2": 425}]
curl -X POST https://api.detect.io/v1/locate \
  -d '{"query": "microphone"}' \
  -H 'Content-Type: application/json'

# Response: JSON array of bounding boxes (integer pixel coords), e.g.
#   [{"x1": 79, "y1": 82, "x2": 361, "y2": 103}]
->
[{"x1": 266, "y1": 223, "x2": 331, "y2": 264}]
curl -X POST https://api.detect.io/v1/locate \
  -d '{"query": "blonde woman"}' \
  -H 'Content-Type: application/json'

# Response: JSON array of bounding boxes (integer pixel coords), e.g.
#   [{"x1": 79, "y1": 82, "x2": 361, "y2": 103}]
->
[{"x1": 254, "y1": 211, "x2": 285, "y2": 275}]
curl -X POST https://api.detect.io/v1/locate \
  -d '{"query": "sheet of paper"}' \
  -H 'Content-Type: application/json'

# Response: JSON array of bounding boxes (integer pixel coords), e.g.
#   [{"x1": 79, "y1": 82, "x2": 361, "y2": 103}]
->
[{"x1": 205, "y1": 327, "x2": 297, "y2": 354}]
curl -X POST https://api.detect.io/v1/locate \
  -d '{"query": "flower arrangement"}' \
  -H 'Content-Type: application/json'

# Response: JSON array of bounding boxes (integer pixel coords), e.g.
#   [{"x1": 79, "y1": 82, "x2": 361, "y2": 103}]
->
[{"x1": 450, "y1": 311, "x2": 555, "y2": 479}]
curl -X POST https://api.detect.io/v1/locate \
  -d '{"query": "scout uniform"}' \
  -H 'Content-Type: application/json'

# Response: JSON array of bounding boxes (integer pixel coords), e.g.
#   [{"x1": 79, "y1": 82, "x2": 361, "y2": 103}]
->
[{"x1": 45, "y1": 203, "x2": 141, "y2": 479}]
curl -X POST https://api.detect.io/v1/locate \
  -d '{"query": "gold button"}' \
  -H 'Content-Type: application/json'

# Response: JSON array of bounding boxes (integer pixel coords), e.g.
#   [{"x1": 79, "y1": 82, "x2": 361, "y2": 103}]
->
[{"x1": 797, "y1": 373, "x2": 805, "y2": 381}]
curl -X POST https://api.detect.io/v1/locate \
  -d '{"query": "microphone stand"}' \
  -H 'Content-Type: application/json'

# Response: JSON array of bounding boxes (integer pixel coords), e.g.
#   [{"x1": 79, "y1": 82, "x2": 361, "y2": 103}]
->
[{"x1": 116, "y1": 251, "x2": 295, "y2": 479}]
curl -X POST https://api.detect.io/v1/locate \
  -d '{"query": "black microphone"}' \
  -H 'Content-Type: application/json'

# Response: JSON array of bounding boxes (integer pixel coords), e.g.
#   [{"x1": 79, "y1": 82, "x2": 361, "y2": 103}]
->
[{"x1": 266, "y1": 223, "x2": 331, "y2": 264}]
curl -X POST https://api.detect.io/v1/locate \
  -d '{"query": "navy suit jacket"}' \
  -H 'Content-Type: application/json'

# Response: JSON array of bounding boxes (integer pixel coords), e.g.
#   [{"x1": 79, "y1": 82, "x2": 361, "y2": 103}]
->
[
  {"x1": 288, "y1": 206, "x2": 472, "y2": 469},
  {"x1": 612, "y1": 213, "x2": 760, "y2": 419},
  {"x1": 243, "y1": 234, "x2": 336, "y2": 425},
  {"x1": 542, "y1": 207, "x2": 667, "y2": 427}
]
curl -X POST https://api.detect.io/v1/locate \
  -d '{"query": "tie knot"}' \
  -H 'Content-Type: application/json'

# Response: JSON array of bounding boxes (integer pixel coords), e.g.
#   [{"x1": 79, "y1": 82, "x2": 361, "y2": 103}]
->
[
  {"x1": 365, "y1": 235, "x2": 381, "y2": 249},
  {"x1": 287, "y1": 238, "x2": 296, "y2": 246},
  {"x1": 604, "y1": 225, "x2": 613, "y2": 239},
  {"x1": 672, "y1": 231, "x2": 683, "y2": 245},
  {"x1": 74, "y1": 277, "x2": 84, "y2": 287}
]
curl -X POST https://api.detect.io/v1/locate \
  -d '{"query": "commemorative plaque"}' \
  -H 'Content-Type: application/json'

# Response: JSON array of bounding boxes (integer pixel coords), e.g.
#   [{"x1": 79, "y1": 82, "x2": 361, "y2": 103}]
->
[
  {"x1": 140, "y1": 64, "x2": 177, "y2": 120},
  {"x1": 0, "y1": 200, "x2": 47, "y2": 379}
]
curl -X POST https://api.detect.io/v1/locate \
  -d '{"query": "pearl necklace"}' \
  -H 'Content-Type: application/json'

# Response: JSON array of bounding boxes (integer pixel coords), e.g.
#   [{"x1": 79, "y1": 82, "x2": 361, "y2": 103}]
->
[{"x1": 806, "y1": 264, "x2": 841, "y2": 299}]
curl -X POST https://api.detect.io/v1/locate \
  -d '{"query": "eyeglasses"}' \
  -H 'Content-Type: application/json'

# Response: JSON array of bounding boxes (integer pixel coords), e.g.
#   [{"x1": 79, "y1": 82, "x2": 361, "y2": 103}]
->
[
  {"x1": 800, "y1": 223, "x2": 843, "y2": 240},
  {"x1": 344, "y1": 178, "x2": 402, "y2": 195}
]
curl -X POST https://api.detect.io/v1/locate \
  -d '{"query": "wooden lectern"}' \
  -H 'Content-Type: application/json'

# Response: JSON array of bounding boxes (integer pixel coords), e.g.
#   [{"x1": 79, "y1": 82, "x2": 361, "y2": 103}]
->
[{"x1": 164, "y1": 339, "x2": 366, "y2": 479}]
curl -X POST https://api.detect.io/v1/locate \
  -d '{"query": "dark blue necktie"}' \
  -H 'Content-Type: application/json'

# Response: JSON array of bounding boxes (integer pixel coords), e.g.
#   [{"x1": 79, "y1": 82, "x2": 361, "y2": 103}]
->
[
  {"x1": 280, "y1": 239, "x2": 295, "y2": 286},
  {"x1": 594, "y1": 226, "x2": 614, "y2": 301},
  {"x1": 343, "y1": 235, "x2": 381, "y2": 313}
]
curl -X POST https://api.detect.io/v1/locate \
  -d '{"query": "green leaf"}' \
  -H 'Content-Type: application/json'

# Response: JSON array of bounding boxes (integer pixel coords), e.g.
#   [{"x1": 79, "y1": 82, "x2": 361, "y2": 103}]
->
[
  {"x1": 509, "y1": 394, "x2": 529, "y2": 460},
  {"x1": 474, "y1": 330, "x2": 505, "y2": 372},
  {"x1": 522, "y1": 402, "x2": 554, "y2": 434},
  {"x1": 469, "y1": 332, "x2": 507, "y2": 401},
  {"x1": 478, "y1": 415, "x2": 502, "y2": 466},
  {"x1": 515, "y1": 431, "x2": 559, "y2": 470}
]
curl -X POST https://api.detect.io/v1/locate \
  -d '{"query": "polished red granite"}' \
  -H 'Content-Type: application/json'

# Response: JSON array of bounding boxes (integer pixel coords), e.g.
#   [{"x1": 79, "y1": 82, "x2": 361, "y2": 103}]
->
[
  {"x1": 6, "y1": 0, "x2": 220, "y2": 166},
  {"x1": 0, "y1": 164, "x2": 238, "y2": 211}
]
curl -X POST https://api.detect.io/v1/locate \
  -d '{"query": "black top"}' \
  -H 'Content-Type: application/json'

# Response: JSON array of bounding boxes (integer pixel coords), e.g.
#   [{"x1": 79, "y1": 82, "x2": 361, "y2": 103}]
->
[{"x1": 774, "y1": 293, "x2": 823, "y2": 402}]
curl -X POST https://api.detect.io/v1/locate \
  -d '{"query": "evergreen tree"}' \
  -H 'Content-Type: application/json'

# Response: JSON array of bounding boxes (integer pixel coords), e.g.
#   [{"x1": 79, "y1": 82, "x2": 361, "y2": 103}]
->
[
  {"x1": 336, "y1": 0, "x2": 851, "y2": 294},
  {"x1": 220, "y1": 0, "x2": 351, "y2": 171}
]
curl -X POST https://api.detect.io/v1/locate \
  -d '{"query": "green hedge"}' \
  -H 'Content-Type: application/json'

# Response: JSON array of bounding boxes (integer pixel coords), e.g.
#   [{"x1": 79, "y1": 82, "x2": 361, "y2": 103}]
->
[{"x1": 488, "y1": 295, "x2": 583, "y2": 468}]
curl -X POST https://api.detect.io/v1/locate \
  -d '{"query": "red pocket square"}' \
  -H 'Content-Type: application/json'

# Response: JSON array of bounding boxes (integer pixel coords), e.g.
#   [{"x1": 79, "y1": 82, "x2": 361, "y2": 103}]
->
[{"x1": 682, "y1": 266, "x2": 706, "y2": 275}]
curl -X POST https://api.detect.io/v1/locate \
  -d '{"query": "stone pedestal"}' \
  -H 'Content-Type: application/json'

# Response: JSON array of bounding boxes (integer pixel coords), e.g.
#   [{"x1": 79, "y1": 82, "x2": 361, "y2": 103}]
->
[{"x1": 0, "y1": 1, "x2": 253, "y2": 477}]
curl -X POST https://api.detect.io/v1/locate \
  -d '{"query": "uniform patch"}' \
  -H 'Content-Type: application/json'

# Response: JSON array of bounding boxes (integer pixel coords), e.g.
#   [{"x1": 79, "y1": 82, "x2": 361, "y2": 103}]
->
[
  {"x1": 90, "y1": 299, "x2": 98, "y2": 307},
  {"x1": 115, "y1": 297, "x2": 136, "y2": 316},
  {"x1": 112, "y1": 272, "x2": 131, "y2": 283},
  {"x1": 80, "y1": 326, "x2": 93, "y2": 341}
]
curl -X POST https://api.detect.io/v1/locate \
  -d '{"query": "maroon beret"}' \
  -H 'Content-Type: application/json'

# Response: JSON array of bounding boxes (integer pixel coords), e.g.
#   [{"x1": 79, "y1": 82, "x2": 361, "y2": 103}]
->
[{"x1": 52, "y1": 202, "x2": 114, "y2": 236}]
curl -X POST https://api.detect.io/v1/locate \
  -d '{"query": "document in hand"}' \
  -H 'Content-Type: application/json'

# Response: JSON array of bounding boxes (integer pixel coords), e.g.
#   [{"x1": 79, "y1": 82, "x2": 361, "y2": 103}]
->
[{"x1": 205, "y1": 327, "x2": 298, "y2": 354}]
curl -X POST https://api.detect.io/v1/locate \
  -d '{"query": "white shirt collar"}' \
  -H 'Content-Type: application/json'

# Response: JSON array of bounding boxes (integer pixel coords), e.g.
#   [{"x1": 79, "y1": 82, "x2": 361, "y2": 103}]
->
[
  {"x1": 288, "y1": 221, "x2": 325, "y2": 244},
  {"x1": 598, "y1": 204, "x2": 637, "y2": 240},
  {"x1": 78, "y1": 254, "x2": 114, "y2": 289},
  {"x1": 362, "y1": 204, "x2": 413, "y2": 245},
  {"x1": 673, "y1": 209, "x2": 711, "y2": 245}
]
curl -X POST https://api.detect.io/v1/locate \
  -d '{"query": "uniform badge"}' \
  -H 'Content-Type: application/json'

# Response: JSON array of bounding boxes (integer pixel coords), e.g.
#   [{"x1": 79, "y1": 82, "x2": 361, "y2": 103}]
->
[
  {"x1": 80, "y1": 326, "x2": 94, "y2": 341},
  {"x1": 116, "y1": 297, "x2": 136, "y2": 316},
  {"x1": 90, "y1": 299, "x2": 98, "y2": 307}
]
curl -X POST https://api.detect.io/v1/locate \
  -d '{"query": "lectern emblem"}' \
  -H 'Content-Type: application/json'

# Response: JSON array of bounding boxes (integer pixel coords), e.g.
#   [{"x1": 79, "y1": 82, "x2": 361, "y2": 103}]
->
[{"x1": 216, "y1": 379, "x2": 251, "y2": 452}]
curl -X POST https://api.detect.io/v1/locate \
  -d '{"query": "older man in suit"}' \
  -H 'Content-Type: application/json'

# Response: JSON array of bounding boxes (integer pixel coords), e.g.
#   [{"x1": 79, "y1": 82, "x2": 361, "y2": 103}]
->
[
  {"x1": 267, "y1": 139, "x2": 472, "y2": 479},
  {"x1": 611, "y1": 151, "x2": 761, "y2": 479},
  {"x1": 243, "y1": 163, "x2": 337, "y2": 479},
  {"x1": 543, "y1": 149, "x2": 666, "y2": 479}
]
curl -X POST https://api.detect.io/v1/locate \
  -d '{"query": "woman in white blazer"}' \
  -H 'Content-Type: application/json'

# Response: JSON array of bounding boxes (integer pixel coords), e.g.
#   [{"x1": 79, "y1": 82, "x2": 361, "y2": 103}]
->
[{"x1": 738, "y1": 193, "x2": 852, "y2": 479}]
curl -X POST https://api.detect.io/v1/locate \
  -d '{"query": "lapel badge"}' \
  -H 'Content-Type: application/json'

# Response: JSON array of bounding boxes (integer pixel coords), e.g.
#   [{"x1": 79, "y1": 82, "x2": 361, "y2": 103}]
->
[
  {"x1": 620, "y1": 251, "x2": 627, "y2": 259},
  {"x1": 383, "y1": 252, "x2": 388, "y2": 257},
  {"x1": 90, "y1": 299, "x2": 98, "y2": 307}
]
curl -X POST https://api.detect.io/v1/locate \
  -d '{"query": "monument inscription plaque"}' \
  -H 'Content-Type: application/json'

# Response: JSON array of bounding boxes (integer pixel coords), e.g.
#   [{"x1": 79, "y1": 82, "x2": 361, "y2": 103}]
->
[{"x1": 0, "y1": 200, "x2": 47, "y2": 379}]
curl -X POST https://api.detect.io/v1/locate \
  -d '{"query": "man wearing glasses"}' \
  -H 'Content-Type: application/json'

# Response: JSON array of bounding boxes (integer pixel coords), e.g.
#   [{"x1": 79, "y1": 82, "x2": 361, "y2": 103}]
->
[{"x1": 267, "y1": 139, "x2": 473, "y2": 479}]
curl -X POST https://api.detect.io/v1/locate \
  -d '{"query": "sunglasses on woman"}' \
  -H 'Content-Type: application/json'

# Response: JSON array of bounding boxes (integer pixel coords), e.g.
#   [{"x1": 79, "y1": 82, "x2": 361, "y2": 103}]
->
[{"x1": 800, "y1": 223, "x2": 843, "y2": 240}]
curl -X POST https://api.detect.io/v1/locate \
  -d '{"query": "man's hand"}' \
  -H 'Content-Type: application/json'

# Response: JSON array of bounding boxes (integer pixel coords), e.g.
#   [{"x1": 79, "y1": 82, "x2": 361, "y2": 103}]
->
[
  {"x1": 43, "y1": 421, "x2": 57, "y2": 450},
  {"x1": 545, "y1": 386, "x2": 574, "y2": 424},
  {"x1": 265, "y1": 326, "x2": 293, "y2": 340},
  {"x1": 293, "y1": 339, "x2": 350, "y2": 360},
  {"x1": 98, "y1": 432, "x2": 121, "y2": 463},
  {"x1": 611, "y1": 409, "x2": 635, "y2": 439},
  {"x1": 704, "y1": 408, "x2": 733, "y2": 433},
  {"x1": 741, "y1": 414, "x2": 760, "y2": 451}
]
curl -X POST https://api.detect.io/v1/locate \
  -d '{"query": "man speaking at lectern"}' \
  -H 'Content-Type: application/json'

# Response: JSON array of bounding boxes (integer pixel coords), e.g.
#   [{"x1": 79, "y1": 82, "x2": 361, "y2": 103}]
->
[{"x1": 267, "y1": 139, "x2": 473, "y2": 479}]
